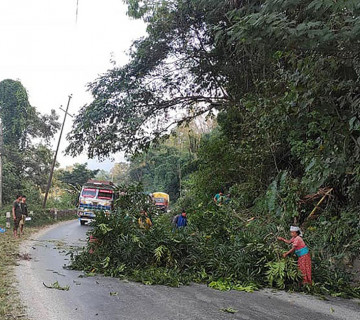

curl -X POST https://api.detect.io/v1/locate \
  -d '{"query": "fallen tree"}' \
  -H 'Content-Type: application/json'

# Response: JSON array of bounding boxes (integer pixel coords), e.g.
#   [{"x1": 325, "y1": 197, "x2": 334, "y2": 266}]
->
[{"x1": 69, "y1": 185, "x2": 360, "y2": 298}]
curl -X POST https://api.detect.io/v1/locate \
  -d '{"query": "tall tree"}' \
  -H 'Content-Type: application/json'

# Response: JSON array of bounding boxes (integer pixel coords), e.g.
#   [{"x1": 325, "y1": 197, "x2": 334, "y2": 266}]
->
[
  {"x1": 110, "y1": 162, "x2": 130, "y2": 184},
  {"x1": 95, "y1": 169, "x2": 112, "y2": 182},
  {"x1": 66, "y1": 0, "x2": 360, "y2": 158},
  {"x1": 0, "y1": 79, "x2": 60, "y2": 202},
  {"x1": 0, "y1": 79, "x2": 59, "y2": 148},
  {"x1": 66, "y1": 1, "x2": 235, "y2": 157},
  {"x1": 58, "y1": 163, "x2": 99, "y2": 187},
  {"x1": 129, "y1": 145, "x2": 183, "y2": 200}
]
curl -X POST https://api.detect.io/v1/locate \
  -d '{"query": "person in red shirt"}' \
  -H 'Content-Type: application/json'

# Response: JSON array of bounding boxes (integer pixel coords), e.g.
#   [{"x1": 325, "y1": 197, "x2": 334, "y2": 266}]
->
[{"x1": 277, "y1": 226, "x2": 312, "y2": 285}]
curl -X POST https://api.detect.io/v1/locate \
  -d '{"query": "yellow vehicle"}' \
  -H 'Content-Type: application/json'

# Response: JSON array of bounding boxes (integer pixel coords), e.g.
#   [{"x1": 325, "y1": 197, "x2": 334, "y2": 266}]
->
[{"x1": 152, "y1": 192, "x2": 169, "y2": 211}]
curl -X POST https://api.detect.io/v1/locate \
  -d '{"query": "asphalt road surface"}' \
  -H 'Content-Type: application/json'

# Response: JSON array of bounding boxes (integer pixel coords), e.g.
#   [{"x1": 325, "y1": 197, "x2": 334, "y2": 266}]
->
[{"x1": 16, "y1": 220, "x2": 360, "y2": 320}]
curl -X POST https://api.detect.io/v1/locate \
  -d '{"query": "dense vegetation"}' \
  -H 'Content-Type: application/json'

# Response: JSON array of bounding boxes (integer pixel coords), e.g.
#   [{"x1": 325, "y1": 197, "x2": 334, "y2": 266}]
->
[
  {"x1": 0, "y1": 79, "x2": 60, "y2": 205},
  {"x1": 127, "y1": 122, "x2": 211, "y2": 201},
  {"x1": 69, "y1": 0, "x2": 360, "y2": 296},
  {"x1": 0, "y1": 79, "x2": 87, "y2": 212}
]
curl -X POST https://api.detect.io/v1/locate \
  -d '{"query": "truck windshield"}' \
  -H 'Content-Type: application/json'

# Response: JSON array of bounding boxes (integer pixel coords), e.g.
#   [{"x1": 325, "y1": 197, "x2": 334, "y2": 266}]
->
[
  {"x1": 97, "y1": 189, "x2": 113, "y2": 200},
  {"x1": 154, "y1": 198, "x2": 165, "y2": 203},
  {"x1": 82, "y1": 188, "x2": 96, "y2": 198}
]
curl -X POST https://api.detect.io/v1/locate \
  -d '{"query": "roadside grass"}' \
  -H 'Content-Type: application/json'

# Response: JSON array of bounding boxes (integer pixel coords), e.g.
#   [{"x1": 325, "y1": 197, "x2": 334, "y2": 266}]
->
[
  {"x1": 0, "y1": 211, "x2": 77, "y2": 319},
  {"x1": 0, "y1": 230, "x2": 27, "y2": 319}
]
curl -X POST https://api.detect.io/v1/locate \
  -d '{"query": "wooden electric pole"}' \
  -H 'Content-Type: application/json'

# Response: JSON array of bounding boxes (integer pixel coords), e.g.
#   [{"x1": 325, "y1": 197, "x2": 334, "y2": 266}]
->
[{"x1": 43, "y1": 95, "x2": 73, "y2": 208}]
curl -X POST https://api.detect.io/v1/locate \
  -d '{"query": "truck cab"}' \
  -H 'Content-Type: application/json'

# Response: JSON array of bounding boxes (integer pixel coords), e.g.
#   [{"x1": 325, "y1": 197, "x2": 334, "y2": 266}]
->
[
  {"x1": 152, "y1": 192, "x2": 170, "y2": 212},
  {"x1": 77, "y1": 180, "x2": 115, "y2": 225}
]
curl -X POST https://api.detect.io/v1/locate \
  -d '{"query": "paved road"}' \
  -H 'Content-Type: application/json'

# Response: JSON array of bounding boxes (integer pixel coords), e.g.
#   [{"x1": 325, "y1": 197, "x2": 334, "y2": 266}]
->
[{"x1": 16, "y1": 220, "x2": 360, "y2": 320}]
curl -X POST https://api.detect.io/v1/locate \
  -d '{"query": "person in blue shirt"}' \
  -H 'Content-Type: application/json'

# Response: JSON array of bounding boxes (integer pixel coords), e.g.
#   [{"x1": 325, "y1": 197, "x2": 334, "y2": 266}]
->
[
  {"x1": 173, "y1": 210, "x2": 187, "y2": 229},
  {"x1": 213, "y1": 190, "x2": 224, "y2": 205}
]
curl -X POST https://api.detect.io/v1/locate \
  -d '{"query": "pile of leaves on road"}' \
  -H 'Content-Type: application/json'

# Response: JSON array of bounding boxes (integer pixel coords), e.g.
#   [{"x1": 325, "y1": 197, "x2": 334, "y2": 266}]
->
[{"x1": 69, "y1": 185, "x2": 360, "y2": 298}]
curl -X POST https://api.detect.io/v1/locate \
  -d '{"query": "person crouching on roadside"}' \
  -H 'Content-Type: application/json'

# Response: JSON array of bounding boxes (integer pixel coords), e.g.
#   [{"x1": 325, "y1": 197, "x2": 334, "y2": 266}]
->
[
  {"x1": 277, "y1": 226, "x2": 312, "y2": 285},
  {"x1": 12, "y1": 195, "x2": 23, "y2": 238},
  {"x1": 138, "y1": 210, "x2": 152, "y2": 230},
  {"x1": 20, "y1": 195, "x2": 28, "y2": 236}
]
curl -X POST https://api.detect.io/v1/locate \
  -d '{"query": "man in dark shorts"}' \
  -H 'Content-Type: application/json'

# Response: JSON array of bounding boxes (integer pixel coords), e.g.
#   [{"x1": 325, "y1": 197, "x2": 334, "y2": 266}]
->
[
  {"x1": 12, "y1": 195, "x2": 23, "y2": 237},
  {"x1": 20, "y1": 195, "x2": 28, "y2": 236}
]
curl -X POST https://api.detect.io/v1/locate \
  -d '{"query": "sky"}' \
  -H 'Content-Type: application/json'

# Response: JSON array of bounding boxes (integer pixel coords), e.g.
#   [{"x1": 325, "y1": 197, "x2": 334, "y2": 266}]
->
[{"x1": 0, "y1": 0, "x2": 146, "y2": 171}]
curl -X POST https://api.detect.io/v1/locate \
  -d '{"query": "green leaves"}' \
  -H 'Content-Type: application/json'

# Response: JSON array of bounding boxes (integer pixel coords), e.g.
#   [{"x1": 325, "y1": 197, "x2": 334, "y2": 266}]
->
[
  {"x1": 57, "y1": 163, "x2": 99, "y2": 187},
  {"x1": 263, "y1": 171, "x2": 300, "y2": 219},
  {"x1": 101, "y1": 257, "x2": 111, "y2": 269},
  {"x1": 265, "y1": 259, "x2": 302, "y2": 289},
  {"x1": 154, "y1": 245, "x2": 170, "y2": 263},
  {"x1": 209, "y1": 280, "x2": 257, "y2": 293},
  {"x1": 220, "y1": 307, "x2": 238, "y2": 314},
  {"x1": 349, "y1": 116, "x2": 360, "y2": 131},
  {"x1": 0, "y1": 79, "x2": 60, "y2": 147},
  {"x1": 43, "y1": 281, "x2": 70, "y2": 291},
  {"x1": 98, "y1": 223, "x2": 113, "y2": 235}
]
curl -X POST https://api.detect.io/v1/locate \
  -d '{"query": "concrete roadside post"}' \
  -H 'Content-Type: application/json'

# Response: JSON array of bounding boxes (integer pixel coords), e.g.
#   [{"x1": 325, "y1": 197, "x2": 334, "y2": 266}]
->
[
  {"x1": 26, "y1": 211, "x2": 34, "y2": 223},
  {"x1": 54, "y1": 209, "x2": 58, "y2": 221},
  {"x1": 6, "y1": 211, "x2": 10, "y2": 228}
]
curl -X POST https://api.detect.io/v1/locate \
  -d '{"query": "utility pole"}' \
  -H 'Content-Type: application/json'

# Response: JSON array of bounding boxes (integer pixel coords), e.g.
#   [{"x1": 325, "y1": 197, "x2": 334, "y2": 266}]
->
[
  {"x1": 76, "y1": 0, "x2": 79, "y2": 23},
  {"x1": 0, "y1": 121, "x2": 3, "y2": 208},
  {"x1": 43, "y1": 95, "x2": 73, "y2": 208}
]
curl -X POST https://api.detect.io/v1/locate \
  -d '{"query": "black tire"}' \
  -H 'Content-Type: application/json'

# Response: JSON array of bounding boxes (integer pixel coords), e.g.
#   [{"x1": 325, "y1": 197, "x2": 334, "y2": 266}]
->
[{"x1": 80, "y1": 220, "x2": 86, "y2": 226}]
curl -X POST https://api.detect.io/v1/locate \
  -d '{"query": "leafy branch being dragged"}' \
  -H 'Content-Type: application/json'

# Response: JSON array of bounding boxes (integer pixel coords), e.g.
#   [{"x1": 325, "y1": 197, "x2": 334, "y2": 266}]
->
[{"x1": 43, "y1": 281, "x2": 70, "y2": 291}]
